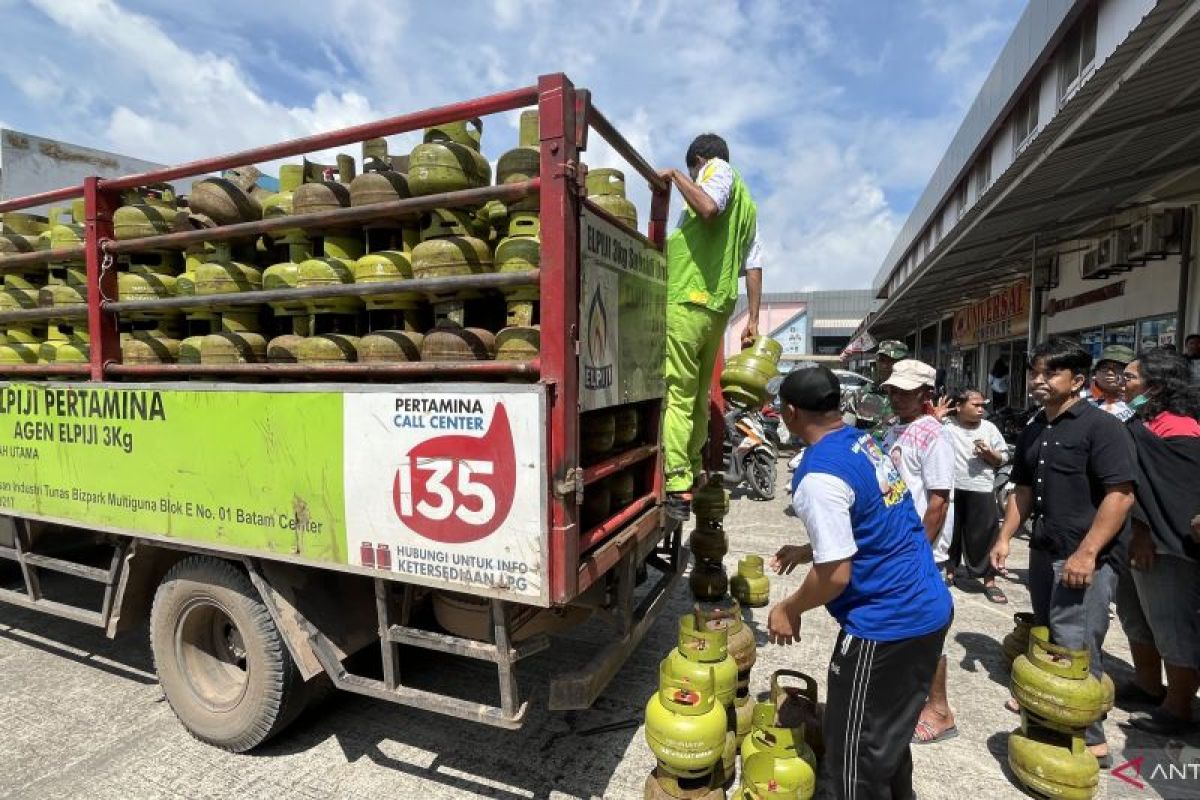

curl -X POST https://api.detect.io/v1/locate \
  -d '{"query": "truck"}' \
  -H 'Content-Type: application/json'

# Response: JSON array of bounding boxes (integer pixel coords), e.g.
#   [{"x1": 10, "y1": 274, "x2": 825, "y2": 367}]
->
[{"x1": 0, "y1": 73, "x2": 686, "y2": 752}]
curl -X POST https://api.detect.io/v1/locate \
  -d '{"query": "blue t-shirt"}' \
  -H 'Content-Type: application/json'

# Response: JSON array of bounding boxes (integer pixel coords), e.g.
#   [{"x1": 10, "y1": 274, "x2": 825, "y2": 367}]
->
[{"x1": 792, "y1": 426, "x2": 952, "y2": 642}]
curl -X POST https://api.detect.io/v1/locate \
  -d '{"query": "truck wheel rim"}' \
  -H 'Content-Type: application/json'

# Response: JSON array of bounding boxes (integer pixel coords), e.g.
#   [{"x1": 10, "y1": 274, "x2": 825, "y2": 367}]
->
[{"x1": 174, "y1": 598, "x2": 250, "y2": 713}]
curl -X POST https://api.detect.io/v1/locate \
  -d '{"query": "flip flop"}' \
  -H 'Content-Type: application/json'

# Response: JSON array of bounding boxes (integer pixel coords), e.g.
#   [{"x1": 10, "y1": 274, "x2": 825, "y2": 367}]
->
[
  {"x1": 984, "y1": 585, "x2": 1008, "y2": 604},
  {"x1": 911, "y1": 719, "x2": 959, "y2": 745}
]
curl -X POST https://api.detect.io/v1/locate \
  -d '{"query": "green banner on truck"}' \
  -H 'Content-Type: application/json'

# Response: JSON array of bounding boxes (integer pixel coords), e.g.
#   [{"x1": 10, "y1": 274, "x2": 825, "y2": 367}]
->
[{"x1": 0, "y1": 382, "x2": 548, "y2": 603}]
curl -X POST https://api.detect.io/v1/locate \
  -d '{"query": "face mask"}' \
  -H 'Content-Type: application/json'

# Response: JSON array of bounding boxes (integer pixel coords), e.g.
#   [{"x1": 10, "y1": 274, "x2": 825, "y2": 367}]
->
[{"x1": 1129, "y1": 394, "x2": 1148, "y2": 410}]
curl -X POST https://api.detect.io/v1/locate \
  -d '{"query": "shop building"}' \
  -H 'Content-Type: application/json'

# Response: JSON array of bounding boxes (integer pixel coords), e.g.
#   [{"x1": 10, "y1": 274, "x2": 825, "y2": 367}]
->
[
  {"x1": 856, "y1": 0, "x2": 1200, "y2": 405},
  {"x1": 726, "y1": 289, "x2": 875, "y2": 370}
]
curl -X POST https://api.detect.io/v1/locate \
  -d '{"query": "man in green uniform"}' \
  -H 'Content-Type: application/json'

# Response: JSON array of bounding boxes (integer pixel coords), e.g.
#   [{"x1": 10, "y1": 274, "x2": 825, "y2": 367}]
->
[
  {"x1": 658, "y1": 133, "x2": 763, "y2": 520},
  {"x1": 859, "y1": 339, "x2": 908, "y2": 437}
]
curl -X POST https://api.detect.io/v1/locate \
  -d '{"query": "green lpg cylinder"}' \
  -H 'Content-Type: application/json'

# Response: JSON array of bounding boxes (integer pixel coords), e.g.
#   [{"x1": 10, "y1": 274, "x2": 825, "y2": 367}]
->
[
  {"x1": 39, "y1": 328, "x2": 89, "y2": 365},
  {"x1": 1008, "y1": 724, "x2": 1099, "y2": 800},
  {"x1": 497, "y1": 112, "x2": 539, "y2": 213},
  {"x1": 350, "y1": 139, "x2": 413, "y2": 214},
  {"x1": 693, "y1": 480, "x2": 730, "y2": 522},
  {"x1": 644, "y1": 660, "x2": 728, "y2": 781},
  {"x1": 261, "y1": 165, "x2": 304, "y2": 219},
  {"x1": 745, "y1": 335, "x2": 783, "y2": 364},
  {"x1": 411, "y1": 227, "x2": 492, "y2": 326},
  {"x1": 121, "y1": 326, "x2": 180, "y2": 365},
  {"x1": 114, "y1": 184, "x2": 182, "y2": 240},
  {"x1": 0, "y1": 326, "x2": 40, "y2": 365},
  {"x1": 740, "y1": 672, "x2": 819, "y2": 791},
  {"x1": 296, "y1": 334, "x2": 359, "y2": 365},
  {"x1": 606, "y1": 470, "x2": 636, "y2": 510},
  {"x1": 667, "y1": 610, "x2": 738, "y2": 711},
  {"x1": 721, "y1": 350, "x2": 781, "y2": 408},
  {"x1": 194, "y1": 244, "x2": 263, "y2": 307},
  {"x1": 298, "y1": 235, "x2": 364, "y2": 315},
  {"x1": 580, "y1": 411, "x2": 616, "y2": 458},
  {"x1": 582, "y1": 483, "x2": 612, "y2": 530},
  {"x1": 689, "y1": 560, "x2": 728, "y2": 602},
  {"x1": 409, "y1": 119, "x2": 490, "y2": 196},
  {"x1": 42, "y1": 267, "x2": 87, "y2": 321},
  {"x1": 419, "y1": 323, "x2": 494, "y2": 362},
  {"x1": 587, "y1": 168, "x2": 638, "y2": 230},
  {"x1": 1002, "y1": 612, "x2": 1036, "y2": 665},
  {"x1": 118, "y1": 270, "x2": 177, "y2": 309},
  {"x1": 731, "y1": 555, "x2": 771, "y2": 608},
  {"x1": 358, "y1": 330, "x2": 423, "y2": 363},
  {"x1": 200, "y1": 312, "x2": 267, "y2": 365},
  {"x1": 689, "y1": 519, "x2": 728, "y2": 562},
  {"x1": 746, "y1": 669, "x2": 824, "y2": 762},
  {"x1": 495, "y1": 221, "x2": 540, "y2": 327},
  {"x1": 494, "y1": 325, "x2": 539, "y2": 363},
  {"x1": 355, "y1": 250, "x2": 422, "y2": 314},
  {"x1": 189, "y1": 177, "x2": 261, "y2": 226},
  {"x1": 1011, "y1": 627, "x2": 1106, "y2": 731},
  {"x1": 698, "y1": 599, "x2": 757, "y2": 696},
  {"x1": 737, "y1": 751, "x2": 814, "y2": 800},
  {"x1": 614, "y1": 405, "x2": 640, "y2": 446},
  {"x1": 263, "y1": 241, "x2": 315, "y2": 318}
]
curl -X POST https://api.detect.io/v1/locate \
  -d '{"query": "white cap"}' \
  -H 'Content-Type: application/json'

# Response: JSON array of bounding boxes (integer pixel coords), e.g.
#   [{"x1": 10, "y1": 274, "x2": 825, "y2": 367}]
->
[{"x1": 881, "y1": 359, "x2": 936, "y2": 391}]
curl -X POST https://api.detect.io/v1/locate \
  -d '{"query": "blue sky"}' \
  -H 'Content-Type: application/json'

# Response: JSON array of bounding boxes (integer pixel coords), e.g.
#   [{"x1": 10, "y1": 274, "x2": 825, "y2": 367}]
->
[{"x1": 0, "y1": 0, "x2": 1025, "y2": 291}]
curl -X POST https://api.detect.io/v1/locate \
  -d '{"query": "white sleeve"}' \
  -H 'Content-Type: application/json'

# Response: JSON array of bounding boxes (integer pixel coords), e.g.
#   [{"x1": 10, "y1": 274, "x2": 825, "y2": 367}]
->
[
  {"x1": 922, "y1": 430, "x2": 956, "y2": 493},
  {"x1": 987, "y1": 422, "x2": 1008, "y2": 464},
  {"x1": 792, "y1": 473, "x2": 858, "y2": 563},
  {"x1": 697, "y1": 159, "x2": 734, "y2": 213},
  {"x1": 741, "y1": 233, "x2": 762, "y2": 275}
]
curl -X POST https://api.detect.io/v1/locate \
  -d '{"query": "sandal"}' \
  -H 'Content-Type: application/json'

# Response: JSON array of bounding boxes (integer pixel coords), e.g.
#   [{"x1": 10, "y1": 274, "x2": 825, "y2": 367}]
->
[
  {"x1": 911, "y1": 718, "x2": 959, "y2": 745},
  {"x1": 664, "y1": 492, "x2": 692, "y2": 522},
  {"x1": 983, "y1": 585, "x2": 1008, "y2": 604}
]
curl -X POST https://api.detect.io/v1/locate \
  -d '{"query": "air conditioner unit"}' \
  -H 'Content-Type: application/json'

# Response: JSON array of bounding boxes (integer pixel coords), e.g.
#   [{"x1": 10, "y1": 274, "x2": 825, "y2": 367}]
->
[
  {"x1": 1127, "y1": 211, "x2": 1177, "y2": 262},
  {"x1": 1082, "y1": 229, "x2": 1132, "y2": 279}
]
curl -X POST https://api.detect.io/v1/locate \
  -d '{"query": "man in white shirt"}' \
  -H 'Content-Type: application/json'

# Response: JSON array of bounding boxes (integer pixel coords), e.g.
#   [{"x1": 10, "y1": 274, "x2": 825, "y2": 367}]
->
[
  {"x1": 945, "y1": 389, "x2": 1009, "y2": 602},
  {"x1": 882, "y1": 359, "x2": 957, "y2": 745}
]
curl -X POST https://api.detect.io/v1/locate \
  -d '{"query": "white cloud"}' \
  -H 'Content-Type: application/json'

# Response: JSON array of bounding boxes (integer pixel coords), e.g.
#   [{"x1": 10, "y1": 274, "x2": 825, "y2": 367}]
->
[{"x1": 0, "y1": 0, "x2": 1022, "y2": 291}]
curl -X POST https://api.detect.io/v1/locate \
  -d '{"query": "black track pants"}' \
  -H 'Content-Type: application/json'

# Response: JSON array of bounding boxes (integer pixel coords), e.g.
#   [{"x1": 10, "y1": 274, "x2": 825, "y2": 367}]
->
[{"x1": 821, "y1": 622, "x2": 950, "y2": 800}]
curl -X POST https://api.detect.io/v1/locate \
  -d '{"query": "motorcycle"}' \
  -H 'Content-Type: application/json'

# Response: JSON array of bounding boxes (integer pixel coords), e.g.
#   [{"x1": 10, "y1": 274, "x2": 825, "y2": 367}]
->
[{"x1": 722, "y1": 403, "x2": 778, "y2": 501}]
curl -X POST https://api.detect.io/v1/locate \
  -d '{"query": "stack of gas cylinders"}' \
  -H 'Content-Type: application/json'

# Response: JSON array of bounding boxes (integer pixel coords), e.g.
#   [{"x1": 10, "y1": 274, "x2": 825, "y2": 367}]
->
[
  {"x1": 2, "y1": 111, "x2": 648, "y2": 373},
  {"x1": 644, "y1": 606, "x2": 821, "y2": 799},
  {"x1": 1007, "y1": 625, "x2": 1114, "y2": 800}
]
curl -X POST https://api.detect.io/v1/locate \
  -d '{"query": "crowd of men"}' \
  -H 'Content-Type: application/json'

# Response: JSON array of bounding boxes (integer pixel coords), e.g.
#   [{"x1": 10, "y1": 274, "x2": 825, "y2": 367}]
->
[{"x1": 765, "y1": 336, "x2": 1200, "y2": 799}]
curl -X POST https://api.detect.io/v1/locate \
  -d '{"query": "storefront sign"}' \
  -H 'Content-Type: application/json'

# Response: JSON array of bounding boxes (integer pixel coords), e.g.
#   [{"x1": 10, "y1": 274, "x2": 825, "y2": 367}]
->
[
  {"x1": 952, "y1": 279, "x2": 1030, "y2": 346},
  {"x1": 1045, "y1": 280, "x2": 1125, "y2": 317}
]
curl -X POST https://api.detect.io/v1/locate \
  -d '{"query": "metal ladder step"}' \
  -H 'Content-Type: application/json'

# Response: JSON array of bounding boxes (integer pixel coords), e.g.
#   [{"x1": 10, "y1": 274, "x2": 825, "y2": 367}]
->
[{"x1": 0, "y1": 519, "x2": 126, "y2": 628}]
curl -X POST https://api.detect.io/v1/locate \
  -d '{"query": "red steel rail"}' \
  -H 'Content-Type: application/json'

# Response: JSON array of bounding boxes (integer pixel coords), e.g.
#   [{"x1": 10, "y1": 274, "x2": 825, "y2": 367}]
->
[{"x1": 0, "y1": 73, "x2": 673, "y2": 605}]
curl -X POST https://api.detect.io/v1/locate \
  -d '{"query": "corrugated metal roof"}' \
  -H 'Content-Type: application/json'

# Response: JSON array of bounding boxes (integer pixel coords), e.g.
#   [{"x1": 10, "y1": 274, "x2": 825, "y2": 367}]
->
[
  {"x1": 871, "y1": 0, "x2": 1090, "y2": 290},
  {"x1": 866, "y1": 0, "x2": 1199, "y2": 337}
]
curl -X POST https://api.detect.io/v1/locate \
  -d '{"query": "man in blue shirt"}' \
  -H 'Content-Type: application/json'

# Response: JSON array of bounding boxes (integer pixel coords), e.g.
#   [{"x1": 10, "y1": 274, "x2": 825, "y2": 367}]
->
[{"x1": 768, "y1": 365, "x2": 952, "y2": 800}]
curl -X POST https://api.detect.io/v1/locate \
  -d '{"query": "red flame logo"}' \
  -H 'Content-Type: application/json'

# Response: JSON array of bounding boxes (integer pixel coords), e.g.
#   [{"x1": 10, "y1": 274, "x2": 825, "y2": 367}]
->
[{"x1": 392, "y1": 404, "x2": 517, "y2": 543}]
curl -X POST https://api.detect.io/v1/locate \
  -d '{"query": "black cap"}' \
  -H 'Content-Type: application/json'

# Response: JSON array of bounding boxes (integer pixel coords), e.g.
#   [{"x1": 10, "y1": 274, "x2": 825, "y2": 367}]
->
[{"x1": 779, "y1": 365, "x2": 841, "y2": 412}]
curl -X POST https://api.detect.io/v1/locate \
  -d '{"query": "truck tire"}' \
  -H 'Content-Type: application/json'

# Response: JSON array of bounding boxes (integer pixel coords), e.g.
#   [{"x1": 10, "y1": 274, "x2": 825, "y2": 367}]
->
[{"x1": 149, "y1": 556, "x2": 307, "y2": 752}]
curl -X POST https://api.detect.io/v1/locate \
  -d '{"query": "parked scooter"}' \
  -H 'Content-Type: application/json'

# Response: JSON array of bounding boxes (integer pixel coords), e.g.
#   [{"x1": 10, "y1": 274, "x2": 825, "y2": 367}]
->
[{"x1": 723, "y1": 403, "x2": 778, "y2": 500}]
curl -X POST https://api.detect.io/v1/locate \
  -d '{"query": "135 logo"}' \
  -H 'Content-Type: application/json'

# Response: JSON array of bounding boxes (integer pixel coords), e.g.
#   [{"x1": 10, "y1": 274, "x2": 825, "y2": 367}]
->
[{"x1": 391, "y1": 404, "x2": 516, "y2": 543}]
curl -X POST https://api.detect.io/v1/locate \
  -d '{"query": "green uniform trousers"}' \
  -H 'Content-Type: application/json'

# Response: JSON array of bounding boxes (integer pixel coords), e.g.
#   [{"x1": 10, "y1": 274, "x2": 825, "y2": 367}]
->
[{"x1": 663, "y1": 303, "x2": 729, "y2": 493}]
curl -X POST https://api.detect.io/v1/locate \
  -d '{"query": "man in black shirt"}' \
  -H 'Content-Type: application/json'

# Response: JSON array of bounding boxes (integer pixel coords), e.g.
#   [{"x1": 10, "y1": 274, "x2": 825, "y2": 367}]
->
[{"x1": 991, "y1": 339, "x2": 1135, "y2": 766}]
